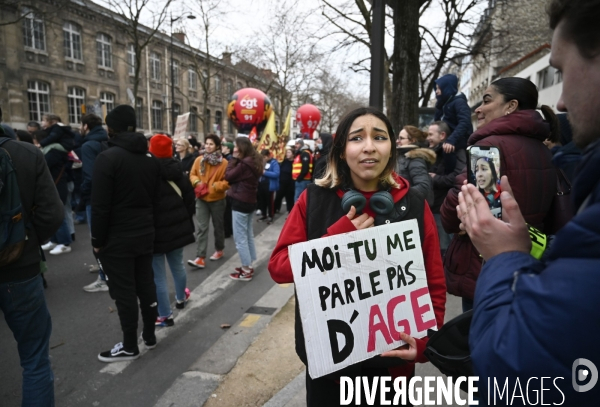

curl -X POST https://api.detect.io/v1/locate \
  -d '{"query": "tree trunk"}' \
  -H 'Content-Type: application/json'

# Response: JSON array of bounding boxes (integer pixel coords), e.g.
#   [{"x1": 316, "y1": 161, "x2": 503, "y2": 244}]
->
[{"x1": 390, "y1": 0, "x2": 421, "y2": 133}]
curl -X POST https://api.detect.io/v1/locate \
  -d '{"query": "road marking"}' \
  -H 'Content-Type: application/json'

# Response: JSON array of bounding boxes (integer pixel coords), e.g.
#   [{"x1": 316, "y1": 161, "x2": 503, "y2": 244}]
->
[{"x1": 239, "y1": 314, "x2": 261, "y2": 327}]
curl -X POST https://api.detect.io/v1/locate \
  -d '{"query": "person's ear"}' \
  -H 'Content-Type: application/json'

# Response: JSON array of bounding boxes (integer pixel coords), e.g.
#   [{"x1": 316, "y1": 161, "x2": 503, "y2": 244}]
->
[{"x1": 507, "y1": 99, "x2": 519, "y2": 114}]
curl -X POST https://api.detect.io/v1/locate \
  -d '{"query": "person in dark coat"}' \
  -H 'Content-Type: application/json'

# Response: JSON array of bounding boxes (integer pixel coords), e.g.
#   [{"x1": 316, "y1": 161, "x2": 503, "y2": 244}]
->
[
  {"x1": 78, "y1": 113, "x2": 110, "y2": 292},
  {"x1": 312, "y1": 132, "x2": 333, "y2": 180},
  {"x1": 274, "y1": 147, "x2": 295, "y2": 214},
  {"x1": 40, "y1": 114, "x2": 74, "y2": 152},
  {"x1": 149, "y1": 135, "x2": 195, "y2": 327},
  {"x1": 36, "y1": 127, "x2": 74, "y2": 255},
  {"x1": 544, "y1": 113, "x2": 582, "y2": 182},
  {"x1": 0, "y1": 129, "x2": 63, "y2": 407},
  {"x1": 226, "y1": 137, "x2": 263, "y2": 281},
  {"x1": 458, "y1": 3, "x2": 600, "y2": 403},
  {"x1": 441, "y1": 77, "x2": 558, "y2": 312},
  {"x1": 257, "y1": 149, "x2": 280, "y2": 223},
  {"x1": 174, "y1": 138, "x2": 199, "y2": 175},
  {"x1": 222, "y1": 141, "x2": 235, "y2": 236},
  {"x1": 92, "y1": 105, "x2": 162, "y2": 362},
  {"x1": 434, "y1": 74, "x2": 473, "y2": 155},
  {"x1": 427, "y1": 121, "x2": 466, "y2": 255},
  {"x1": 395, "y1": 125, "x2": 435, "y2": 206}
]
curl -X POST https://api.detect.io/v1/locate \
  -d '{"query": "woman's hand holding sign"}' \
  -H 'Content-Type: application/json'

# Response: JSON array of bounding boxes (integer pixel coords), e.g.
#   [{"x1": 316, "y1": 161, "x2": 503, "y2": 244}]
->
[
  {"x1": 346, "y1": 205, "x2": 375, "y2": 230},
  {"x1": 457, "y1": 176, "x2": 531, "y2": 260},
  {"x1": 380, "y1": 332, "x2": 418, "y2": 361}
]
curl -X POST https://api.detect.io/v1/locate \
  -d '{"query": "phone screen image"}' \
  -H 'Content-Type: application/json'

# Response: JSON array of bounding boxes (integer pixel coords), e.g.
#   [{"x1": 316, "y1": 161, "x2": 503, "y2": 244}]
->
[{"x1": 467, "y1": 146, "x2": 502, "y2": 219}]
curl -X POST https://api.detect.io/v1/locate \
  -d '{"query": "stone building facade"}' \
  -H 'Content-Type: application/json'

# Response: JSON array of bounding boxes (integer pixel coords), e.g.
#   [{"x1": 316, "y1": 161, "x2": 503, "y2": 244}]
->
[
  {"x1": 0, "y1": 0, "x2": 283, "y2": 138},
  {"x1": 464, "y1": 0, "x2": 553, "y2": 109}
]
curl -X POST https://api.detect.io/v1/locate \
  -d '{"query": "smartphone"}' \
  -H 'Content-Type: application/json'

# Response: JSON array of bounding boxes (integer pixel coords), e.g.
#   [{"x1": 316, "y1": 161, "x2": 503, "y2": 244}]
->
[{"x1": 467, "y1": 146, "x2": 502, "y2": 219}]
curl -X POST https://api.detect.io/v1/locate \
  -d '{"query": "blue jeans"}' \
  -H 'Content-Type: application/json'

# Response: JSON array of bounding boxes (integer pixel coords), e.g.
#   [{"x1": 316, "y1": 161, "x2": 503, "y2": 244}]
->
[
  {"x1": 294, "y1": 179, "x2": 311, "y2": 202},
  {"x1": 64, "y1": 181, "x2": 75, "y2": 235},
  {"x1": 232, "y1": 210, "x2": 256, "y2": 267},
  {"x1": 52, "y1": 217, "x2": 72, "y2": 246},
  {"x1": 86, "y1": 205, "x2": 106, "y2": 281},
  {"x1": 0, "y1": 275, "x2": 55, "y2": 407},
  {"x1": 152, "y1": 248, "x2": 187, "y2": 317}
]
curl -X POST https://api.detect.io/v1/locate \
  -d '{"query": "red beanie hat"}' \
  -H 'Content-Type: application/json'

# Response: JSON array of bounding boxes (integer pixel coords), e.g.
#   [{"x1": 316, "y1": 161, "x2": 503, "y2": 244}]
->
[{"x1": 149, "y1": 134, "x2": 173, "y2": 158}]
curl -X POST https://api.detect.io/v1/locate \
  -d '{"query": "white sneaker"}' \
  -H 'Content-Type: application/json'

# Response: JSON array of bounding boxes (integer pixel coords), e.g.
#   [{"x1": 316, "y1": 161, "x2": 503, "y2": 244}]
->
[
  {"x1": 41, "y1": 241, "x2": 57, "y2": 251},
  {"x1": 83, "y1": 276, "x2": 109, "y2": 292},
  {"x1": 49, "y1": 244, "x2": 72, "y2": 255}
]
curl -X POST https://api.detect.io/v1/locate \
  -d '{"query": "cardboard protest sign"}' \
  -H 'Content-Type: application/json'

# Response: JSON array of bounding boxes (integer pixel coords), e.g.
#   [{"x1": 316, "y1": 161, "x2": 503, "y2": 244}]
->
[
  {"x1": 289, "y1": 220, "x2": 435, "y2": 379},
  {"x1": 173, "y1": 112, "x2": 190, "y2": 139}
]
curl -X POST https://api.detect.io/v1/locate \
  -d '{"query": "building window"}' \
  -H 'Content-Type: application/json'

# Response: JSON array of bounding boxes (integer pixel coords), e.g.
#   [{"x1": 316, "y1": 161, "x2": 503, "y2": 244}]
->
[
  {"x1": 96, "y1": 33, "x2": 112, "y2": 68},
  {"x1": 205, "y1": 108, "x2": 211, "y2": 134},
  {"x1": 189, "y1": 107, "x2": 198, "y2": 132},
  {"x1": 150, "y1": 52, "x2": 161, "y2": 81},
  {"x1": 136, "y1": 97, "x2": 143, "y2": 129},
  {"x1": 100, "y1": 92, "x2": 115, "y2": 112},
  {"x1": 67, "y1": 87, "x2": 85, "y2": 124},
  {"x1": 172, "y1": 60, "x2": 179, "y2": 87},
  {"x1": 173, "y1": 103, "x2": 181, "y2": 117},
  {"x1": 188, "y1": 69, "x2": 197, "y2": 91},
  {"x1": 215, "y1": 110, "x2": 222, "y2": 133},
  {"x1": 152, "y1": 100, "x2": 163, "y2": 129},
  {"x1": 226, "y1": 79, "x2": 233, "y2": 98},
  {"x1": 63, "y1": 22, "x2": 82, "y2": 60},
  {"x1": 537, "y1": 66, "x2": 558, "y2": 90},
  {"x1": 215, "y1": 75, "x2": 222, "y2": 94},
  {"x1": 23, "y1": 10, "x2": 46, "y2": 51},
  {"x1": 27, "y1": 80, "x2": 50, "y2": 122},
  {"x1": 127, "y1": 44, "x2": 136, "y2": 76},
  {"x1": 202, "y1": 69, "x2": 208, "y2": 89},
  {"x1": 237, "y1": 81, "x2": 243, "y2": 90}
]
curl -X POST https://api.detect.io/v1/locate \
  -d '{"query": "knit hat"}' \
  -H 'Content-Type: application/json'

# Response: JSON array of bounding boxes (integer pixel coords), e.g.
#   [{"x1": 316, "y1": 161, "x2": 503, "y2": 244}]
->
[
  {"x1": 105, "y1": 104, "x2": 136, "y2": 133},
  {"x1": 149, "y1": 134, "x2": 173, "y2": 158},
  {"x1": 223, "y1": 142, "x2": 234, "y2": 150}
]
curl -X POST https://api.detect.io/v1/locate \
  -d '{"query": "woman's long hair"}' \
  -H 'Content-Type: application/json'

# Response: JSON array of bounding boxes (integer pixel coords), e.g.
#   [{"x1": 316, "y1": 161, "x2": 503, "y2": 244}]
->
[
  {"x1": 474, "y1": 156, "x2": 499, "y2": 194},
  {"x1": 316, "y1": 107, "x2": 398, "y2": 189},
  {"x1": 235, "y1": 136, "x2": 263, "y2": 175},
  {"x1": 491, "y1": 77, "x2": 560, "y2": 142}
]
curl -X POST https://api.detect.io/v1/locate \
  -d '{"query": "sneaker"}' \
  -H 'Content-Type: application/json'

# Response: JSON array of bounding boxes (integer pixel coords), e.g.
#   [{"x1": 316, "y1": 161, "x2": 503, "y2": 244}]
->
[
  {"x1": 49, "y1": 244, "x2": 71, "y2": 255},
  {"x1": 155, "y1": 314, "x2": 174, "y2": 327},
  {"x1": 83, "y1": 277, "x2": 109, "y2": 292},
  {"x1": 98, "y1": 342, "x2": 139, "y2": 363},
  {"x1": 41, "y1": 241, "x2": 56, "y2": 251},
  {"x1": 176, "y1": 288, "x2": 191, "y2": 309},
  {"x1": 266, "y1": 217, "x2": 273, "y2": 225},
  {"x1": 209, "y1": 251, "x2": 224, "y2": 261},
  {"x1": 140, "y1": 332, "x2": 157, "y2": 349},
  {"x1": 187, "y1": 257, "x2": 205, "y2": 268},
  {"x1": 255, "y1": 209, "x2": 261, "y2": 215},
  {"x1": 234, "y1": 266, "x2": 254, "y2": 274},
  {"x1": 229, "y1": 268, "x2": 254, "y2": 282}
]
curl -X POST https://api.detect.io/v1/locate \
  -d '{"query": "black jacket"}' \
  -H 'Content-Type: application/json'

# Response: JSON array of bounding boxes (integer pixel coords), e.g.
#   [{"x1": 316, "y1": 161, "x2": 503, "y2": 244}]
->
[
  {"x1": 430, "y1": 144, "x2": 466, "y2": 213},
  {"x1": 44, "y1": 146, "x2": 70, "y2": 204},
  {"x1": 80, "y1": 126, "x2": 109, "y2": 205},
  {"x1": 91, "y1": 132, "x2": 161, "y2": 255},
  {"x1": 178, "y1": 150, "x2": 199, "y2": 175},
  {"x1": 153, "y1": 158, "x2": 195, "y2": 254},
  {"x1": 0, "y1": 140, "x2": 63, "y2": 284}
]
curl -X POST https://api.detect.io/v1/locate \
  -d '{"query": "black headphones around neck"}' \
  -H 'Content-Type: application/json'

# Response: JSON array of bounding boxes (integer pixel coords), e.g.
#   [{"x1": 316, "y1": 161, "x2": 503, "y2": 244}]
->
[{"x1": 340, "y1": 188, "x2": 394, "y2": 216}]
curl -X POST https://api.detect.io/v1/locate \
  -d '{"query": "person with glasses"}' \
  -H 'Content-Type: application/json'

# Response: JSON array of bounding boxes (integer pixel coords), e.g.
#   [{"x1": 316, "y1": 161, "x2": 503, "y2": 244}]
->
[
  {"x1": 395, "y1": 125, "x2": 435, "y2": 207},
  {"x1": 174, "y1": 138, "x2": 199, "y2": 175}
]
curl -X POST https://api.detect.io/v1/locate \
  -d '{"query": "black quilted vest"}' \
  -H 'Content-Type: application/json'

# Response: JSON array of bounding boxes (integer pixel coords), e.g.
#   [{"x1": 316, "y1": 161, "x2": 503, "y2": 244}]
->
[{"x1": 295, "y1": 184, "x2": 426, "y2": 377}]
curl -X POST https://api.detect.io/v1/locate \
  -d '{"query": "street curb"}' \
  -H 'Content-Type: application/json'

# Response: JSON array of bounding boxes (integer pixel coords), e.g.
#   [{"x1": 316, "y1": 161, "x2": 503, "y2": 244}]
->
[
  {"x1": 152, "y1": 215, "x2": 293, "y2": 407},
  {"x1": 263, "y1": 371, "x2": 306, "y2": 407}
]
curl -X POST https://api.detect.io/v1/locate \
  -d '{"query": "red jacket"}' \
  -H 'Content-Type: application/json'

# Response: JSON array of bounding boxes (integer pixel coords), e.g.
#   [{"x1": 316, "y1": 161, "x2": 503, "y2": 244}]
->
[
  {"x1": 440, "y1": 110, "x2": 557, "y2": 299},
  {"x1": 268, "y1": 174, "x2": 446, "y2": 378}
]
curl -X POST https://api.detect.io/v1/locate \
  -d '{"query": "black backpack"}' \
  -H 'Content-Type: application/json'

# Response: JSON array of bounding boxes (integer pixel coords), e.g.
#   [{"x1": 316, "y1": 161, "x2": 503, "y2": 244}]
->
[
  {"x1": 0, "y1": 138, "x2": 27, "y2": 267},
  {"x1": 423, "y1": 309, "x2": 475, "y2": 394}
]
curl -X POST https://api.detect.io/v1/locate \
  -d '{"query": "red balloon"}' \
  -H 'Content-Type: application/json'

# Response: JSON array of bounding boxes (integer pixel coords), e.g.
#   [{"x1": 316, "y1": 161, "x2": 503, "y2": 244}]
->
[
  {"x1": 227, "y1": 88, "x2": 273, "y2": 133},
  {"x1": 296, "y1": 104, "x2": 321, "y2": 138}
]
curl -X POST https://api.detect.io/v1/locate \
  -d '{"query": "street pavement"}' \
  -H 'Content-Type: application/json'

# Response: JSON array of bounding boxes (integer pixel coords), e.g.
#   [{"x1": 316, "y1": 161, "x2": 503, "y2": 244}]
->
[{"x1": 1, "y1": 208, "x2": 463, "y2": 407}]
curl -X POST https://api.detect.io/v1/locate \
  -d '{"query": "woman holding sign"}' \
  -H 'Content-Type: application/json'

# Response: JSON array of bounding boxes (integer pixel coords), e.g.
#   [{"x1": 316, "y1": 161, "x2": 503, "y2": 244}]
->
[{"x1": 269, "y1": 107, "x2": 446, "y2": 406}]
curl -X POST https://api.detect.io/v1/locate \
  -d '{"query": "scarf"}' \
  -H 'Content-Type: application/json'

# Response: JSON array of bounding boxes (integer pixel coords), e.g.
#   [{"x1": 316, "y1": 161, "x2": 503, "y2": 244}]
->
[{"x1": 201, "y1": 151, "x2": 223, "y2": 174}]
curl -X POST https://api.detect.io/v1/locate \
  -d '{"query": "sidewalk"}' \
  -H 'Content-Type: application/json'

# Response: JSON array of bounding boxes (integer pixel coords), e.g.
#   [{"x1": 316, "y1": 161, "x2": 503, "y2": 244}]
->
[{"x1": 201, "y1": 290, "x2": 463, "y2": 407}]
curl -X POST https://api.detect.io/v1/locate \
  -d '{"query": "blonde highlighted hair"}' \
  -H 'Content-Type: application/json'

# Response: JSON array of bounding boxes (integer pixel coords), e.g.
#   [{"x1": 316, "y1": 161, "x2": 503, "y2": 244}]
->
[{"x1": 315, "y1": 107, "x2": 399, "y2": 189}]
